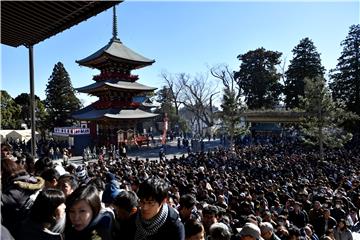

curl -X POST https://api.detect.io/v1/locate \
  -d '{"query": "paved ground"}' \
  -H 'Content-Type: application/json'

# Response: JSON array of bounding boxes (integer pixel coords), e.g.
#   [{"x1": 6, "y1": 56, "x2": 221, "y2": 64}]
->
[{"x1": 54, "y1": 139, "x2": 223, "y2": 166}]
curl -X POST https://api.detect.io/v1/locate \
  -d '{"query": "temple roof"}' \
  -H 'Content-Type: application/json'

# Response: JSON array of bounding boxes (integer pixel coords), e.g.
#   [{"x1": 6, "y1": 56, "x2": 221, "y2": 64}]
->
[
  {"x1": 76, "y1": 80, "x2": 157, "y2": 94},
  {"x1": 73, "y1": 105, "x2": 158, "y2": 120},
  {"x1": 76, "y1": 38, "x2": 155, "y2": 69}
]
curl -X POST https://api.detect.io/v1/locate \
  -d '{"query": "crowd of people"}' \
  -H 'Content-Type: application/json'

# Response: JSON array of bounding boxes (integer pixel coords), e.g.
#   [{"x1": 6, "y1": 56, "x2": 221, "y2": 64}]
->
[{"x1": 1, "y1": 136, "x2": 360, "y2": 240}]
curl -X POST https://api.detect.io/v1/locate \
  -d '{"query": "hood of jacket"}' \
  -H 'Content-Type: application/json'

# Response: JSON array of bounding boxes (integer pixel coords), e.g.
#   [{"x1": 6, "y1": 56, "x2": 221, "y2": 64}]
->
[{"x1": 12, "y1": 172, "x2": 44, "y2": 191}]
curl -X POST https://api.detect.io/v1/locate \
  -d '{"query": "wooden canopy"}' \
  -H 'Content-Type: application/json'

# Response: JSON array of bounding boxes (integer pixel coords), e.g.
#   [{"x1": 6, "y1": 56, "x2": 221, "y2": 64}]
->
[
  {"x1": 1, "y1": 1, "x2": 122, "y2": 157},
  {"x1": 1, "y1": 1, "x2": 122, "y2": 47}
]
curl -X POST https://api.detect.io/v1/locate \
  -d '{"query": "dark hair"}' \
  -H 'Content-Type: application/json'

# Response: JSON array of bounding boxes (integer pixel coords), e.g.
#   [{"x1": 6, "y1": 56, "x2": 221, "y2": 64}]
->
[
  {"x1": 1, "y1": 157, "x2": 25, "y2": 185},
  {"x1": 30, "y1": 188, "x2": 65, "y2": 225},
  {"x1": 338, "y1": 218, "x2": 348, "y2": 229},
  {"x1": 180, "y1": 194, "x2": 196, "y2": 209},
  {"x1": 288, "y1": 227, "x2": 301, "y2": 238},
  {"x1": 1, "y1": 143, "x2": 12, "y2": 158},
  {"x1": 137, "y1": 177, "x2": 169, "y2": 204},
  {"x1": 24, "y1": 152, "x2": 35, "y2": 174},
  {"x1": 41, "y1": 168, "x2": 60, "y2": 182},
  {"x1": 88, "y1": 177, "x2": 105, "y2": 191},
  {"x1": 58, "y1": 174, "x2": 78, "y2": 190},
  {"x1": 185, "y1": 219, "x2": 204, "y2": 239},
  {"x1": 203, "y1": 205, "x2": 219, "y2": 216},
  {"x1": 113, "y1": 190, "x2": 138, "y2": 213},
  {"x1": 66, "y1": 184, "x2": 101, "y2": 219},
  {"x1": 34, "y1": 157, "x2": 53, "y2": 175}
]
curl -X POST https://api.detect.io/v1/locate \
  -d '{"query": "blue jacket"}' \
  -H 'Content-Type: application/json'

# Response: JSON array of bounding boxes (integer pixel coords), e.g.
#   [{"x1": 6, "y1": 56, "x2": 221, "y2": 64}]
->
[{"x1": 65, "y1": 209, "x2": 114, "y2": 240}]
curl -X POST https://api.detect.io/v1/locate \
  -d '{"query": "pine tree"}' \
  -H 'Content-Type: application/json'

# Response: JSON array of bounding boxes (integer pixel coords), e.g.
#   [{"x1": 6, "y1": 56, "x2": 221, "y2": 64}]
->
[
  {"x1": 45, "y1": 62, "x2": 81, "y2": 129},
  {"x1": 284, "y1": 38, "x2": 325, "y2": 109},
  {"x1": 221, "y1": 88, "x2": 246, "y2": 146},
  {"x1": 155, "y1": 86, "x2": 185, "y2": 133},
  {"x1": 300, "y1": 76, "x2": 355, "y2": 160},
  {"x1": 211, "y1": 65, "x2": 247, "y2": 146},
  {"x1": 329, "y1": 24, "x2": 360, "y2": 116},
  {"x1": 234, "y1": 47, "x2": 282, "y2": 109}
]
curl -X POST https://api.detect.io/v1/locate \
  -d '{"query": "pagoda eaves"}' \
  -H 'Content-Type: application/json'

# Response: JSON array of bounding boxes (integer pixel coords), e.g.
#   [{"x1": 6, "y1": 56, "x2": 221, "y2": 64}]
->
[
  {"x1": 73, "y1": 106, "x2": 158, "y2": 121},
  {"x1": 76, "y1": 80, "x2": 157, "y2": 95},
  {"x1": 76, "y1": 39, "x2": 155, "y2": 70}
]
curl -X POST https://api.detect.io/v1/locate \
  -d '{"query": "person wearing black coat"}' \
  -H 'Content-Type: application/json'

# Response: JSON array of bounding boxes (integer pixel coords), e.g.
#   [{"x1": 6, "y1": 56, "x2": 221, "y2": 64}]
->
[
  {"x1": 16, "y1": 189, "x2": 66, "y2": 240},
  {"x1": 314, "y1": 208, "x2": 337, "y2": 237},
  {"x1": 123, "y1": 177, "x2": 185, "y2": 240},
  {"x1": 1, "y1": 157, "x2": 44, "y2": 236}
]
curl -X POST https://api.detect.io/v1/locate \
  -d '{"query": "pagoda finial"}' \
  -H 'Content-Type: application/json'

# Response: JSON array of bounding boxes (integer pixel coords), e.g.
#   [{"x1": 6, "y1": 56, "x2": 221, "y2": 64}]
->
[{"x1": 112, "y1": 6, "x2": 119, "y2": 41}]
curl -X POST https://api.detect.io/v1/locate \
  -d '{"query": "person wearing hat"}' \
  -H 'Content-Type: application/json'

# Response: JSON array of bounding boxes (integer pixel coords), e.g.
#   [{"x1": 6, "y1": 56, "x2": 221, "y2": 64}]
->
[
  {"x1": 235, "y1": 222, "x2": 264, "y2": 240},
  {"x1": 102, "y1": 173, "x2": 122, "y2": 207},
  {"x1": 74, "y1": 165, "x2": 89, "y2": 185},
  {"x1": 260, "y1": 222, "x2": 281, "y2": 240},
  {"x1": 209, "y1": 222, "x2": 232, "y2": 240}
]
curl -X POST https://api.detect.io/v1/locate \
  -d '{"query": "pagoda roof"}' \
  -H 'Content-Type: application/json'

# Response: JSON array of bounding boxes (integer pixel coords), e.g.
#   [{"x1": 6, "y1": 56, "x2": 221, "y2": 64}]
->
[
  {"x1": 76, "y1": 38, "x2": 155, "y2": 69},
  {"x1": 73, "y1": 105, "x2": 158, "y2": 120},
  {"x1": 76, "y1": 80, "x2": 157, "y2": 94},
  {"x1": 141, "y1": 98, "x2": 160, "y2": 108}
]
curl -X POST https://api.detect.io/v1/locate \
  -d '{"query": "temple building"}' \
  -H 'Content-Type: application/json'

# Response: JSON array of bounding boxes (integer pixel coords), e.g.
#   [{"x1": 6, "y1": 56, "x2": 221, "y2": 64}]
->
[{"x1": 73, "y1": 6, "x2": 158, "y2": 146}]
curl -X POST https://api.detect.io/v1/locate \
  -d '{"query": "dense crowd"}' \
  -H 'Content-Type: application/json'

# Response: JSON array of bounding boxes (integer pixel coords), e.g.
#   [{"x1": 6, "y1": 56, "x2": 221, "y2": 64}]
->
[{"x1": 1, "y1": 137, "x2": 360, "y2": 240}]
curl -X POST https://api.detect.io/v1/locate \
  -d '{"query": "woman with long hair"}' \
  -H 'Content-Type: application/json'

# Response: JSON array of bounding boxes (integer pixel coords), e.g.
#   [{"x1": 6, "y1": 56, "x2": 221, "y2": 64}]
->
[
  {"x1": 17, "y1": 189, "x2": 66, "y2": 240},
  {"x1": 64, "y1": 184, "x2": 114, "y2": 240}
]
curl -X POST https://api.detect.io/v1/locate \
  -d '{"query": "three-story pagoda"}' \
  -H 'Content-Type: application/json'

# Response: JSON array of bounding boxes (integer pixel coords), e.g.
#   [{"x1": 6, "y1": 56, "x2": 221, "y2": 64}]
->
[{"x1": 73, "y1": 6, "x2": 157, "y2": 146}]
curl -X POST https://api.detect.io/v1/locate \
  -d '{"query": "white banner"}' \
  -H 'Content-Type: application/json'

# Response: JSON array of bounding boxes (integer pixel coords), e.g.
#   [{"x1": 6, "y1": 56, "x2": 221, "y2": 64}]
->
[{"x1": 53, "y1": 127, "x2": 90, "y2": 136}]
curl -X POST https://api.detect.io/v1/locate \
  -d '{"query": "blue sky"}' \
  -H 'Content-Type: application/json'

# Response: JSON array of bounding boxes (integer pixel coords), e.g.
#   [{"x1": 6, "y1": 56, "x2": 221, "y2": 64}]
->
[{"x1": 1, "y1": 1, "x2": 359, "y2": 106}]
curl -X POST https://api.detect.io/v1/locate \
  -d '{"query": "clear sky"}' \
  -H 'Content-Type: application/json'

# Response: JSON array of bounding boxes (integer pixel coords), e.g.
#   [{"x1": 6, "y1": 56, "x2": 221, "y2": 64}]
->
[{"x1": 1, "y1": 1, "x2": 359, "y2": 106}]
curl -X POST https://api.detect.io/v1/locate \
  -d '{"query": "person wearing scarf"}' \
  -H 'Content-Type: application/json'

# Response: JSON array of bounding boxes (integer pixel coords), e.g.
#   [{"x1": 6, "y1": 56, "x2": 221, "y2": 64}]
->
[{"x1": 124, "y1": 177, "x2": 185, "y2": 240}]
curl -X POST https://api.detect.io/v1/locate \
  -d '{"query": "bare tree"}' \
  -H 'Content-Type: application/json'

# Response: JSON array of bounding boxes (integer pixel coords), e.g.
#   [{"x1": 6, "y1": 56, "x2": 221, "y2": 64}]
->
[
  {"x1": 179, "y1": 73, "x2": 219, "y2": 137},
  {"x1": 210, "y1": 64, "x2": 239, "y2": 96},
  {"x1": 211, "y1": 64, "x2": 247, "y2": 146},
  {"x1": 160, "y1": 71, "x2": 187, "y2": 116}
]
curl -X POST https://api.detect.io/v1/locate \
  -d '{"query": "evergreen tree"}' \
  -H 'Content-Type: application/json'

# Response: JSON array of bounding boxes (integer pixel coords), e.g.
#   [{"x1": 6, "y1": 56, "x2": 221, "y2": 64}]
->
[
  {"x1": 284, "y1": 38, "x2": 325, "y2": 109},
  {"x1": 211, "y1": 65, "x2": 247, "y2": 146},
  {"x1": 329, "y1": 24, "x2": 360, "y2": 116},
  {"x1": 221, "y1": 88, "x2": 246, "y2": 146},
  {"x1": 234, "y1": 47, "x2": 282, "y2": 109},
  {"x1": 300, "y1": 76, "x2": 355, "y2": 160},
  {"x1": 45, "y1": 62, "x2": 81, "y2": 129},
  {"x1": 1, "y1": 90, "x2": 21, "y2": 129},
  {"x1": 14, "y1": 93, "x2": 48, "y2": 131},
  {"x1": 155, "y1": 86, "x2": 187, "y2": 133}
]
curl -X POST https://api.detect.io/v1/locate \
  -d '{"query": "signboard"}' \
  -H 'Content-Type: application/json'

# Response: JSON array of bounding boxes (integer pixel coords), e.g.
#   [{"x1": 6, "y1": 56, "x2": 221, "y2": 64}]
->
[{"x1": 53, "y1": 127, "x2": 90, "y2": 136}]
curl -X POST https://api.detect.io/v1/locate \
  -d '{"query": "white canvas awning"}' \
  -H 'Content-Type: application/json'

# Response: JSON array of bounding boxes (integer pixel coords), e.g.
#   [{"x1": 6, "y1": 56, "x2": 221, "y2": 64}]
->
[
  {"x1": 6, "y1": 130, "x2": 40, "y2": 142},
  {"x1": 0, "y1": 130, "x2": 14, "y2": 143}
]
